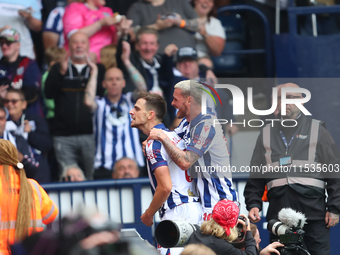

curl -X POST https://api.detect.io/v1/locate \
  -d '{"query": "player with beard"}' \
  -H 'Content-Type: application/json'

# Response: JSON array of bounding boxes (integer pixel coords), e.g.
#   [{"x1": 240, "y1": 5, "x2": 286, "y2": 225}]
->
[{"x1": 147, "y1": 80, "x2": 238, "y2": 221}]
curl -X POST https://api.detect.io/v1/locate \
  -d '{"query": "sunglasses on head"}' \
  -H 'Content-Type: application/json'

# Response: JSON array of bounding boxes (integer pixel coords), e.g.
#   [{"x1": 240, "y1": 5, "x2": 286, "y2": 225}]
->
[{"x1": 3, "y1": 99, "x2": 23, "y2": 105}]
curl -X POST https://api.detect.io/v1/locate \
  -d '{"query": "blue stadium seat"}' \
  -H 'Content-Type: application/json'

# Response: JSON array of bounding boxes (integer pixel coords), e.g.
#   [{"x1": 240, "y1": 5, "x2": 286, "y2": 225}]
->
[
  {"x1": 211, "y1": 41, "x2": 244, "y2": 74},
  {"x1": 212, "y1": 13, "x2": 246, "y2": 75}
]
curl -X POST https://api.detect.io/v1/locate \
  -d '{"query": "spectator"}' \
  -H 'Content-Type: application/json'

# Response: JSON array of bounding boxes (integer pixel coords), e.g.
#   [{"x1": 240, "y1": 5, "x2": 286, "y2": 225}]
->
[
  {"x1": 112, "y1": 157, "x2": 140, "y2": 179},
  {"x1": 191, "y1": 0, "x2": 226, "y2": 60},
  {"x1": 186, "y1": 200, "x2": 256, "y2": 255},
  {"x1": 84, "y1": 63, "x2": 145, "y2": 180},
  {"x1": 42, "y1": 47, "x2": 67, "y2": 122},
  {"x1": 116, "y1": 27, "x2": 176, "y2": 123},
  {"x1": 127, "y1": 0, "x2": 202, "y2": 53},
  {"x1": 0, "y1": 103, "x2": 38, "y2": 179},
  {"x1": 174, "y1": 47, "x2": 217, "y2": 84},
  {"x1": 0, "y1": 140, "x2": 58, "y2": 255},
  {"x1": 44, "y1": 32, "x2": 106, "y2": 180},
  {"x1": 0, "y1": 28, "x2": 43, "y2": 116},
  {"x1": 43, "y1": 0, "x2": 80, "y2": 50},
  {"x1": 100, "y1": 44, "x2": 117, "y2": 70},
  {"x1": 5, "y1": 88, "x2": 52, "y2": 183},
  {"x1": 0, "y1": 0, "x2": 42, "y2": 60},
  {"x1": 117, "y1": 27, "x2": 175, "y2": 94},
  {"x1": 62, "y1": 164, "x2": 86, "y2": 182},
  {"x1": 63, "y1": 0, "x2": 132, "y2": 62}
]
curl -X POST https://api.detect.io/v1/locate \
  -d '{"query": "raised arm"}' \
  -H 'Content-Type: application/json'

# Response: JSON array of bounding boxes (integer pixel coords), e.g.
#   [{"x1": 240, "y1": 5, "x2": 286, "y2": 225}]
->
[
  {"x1": 147, "y1": 128, "x2": 200, "y2": 170},
  {"x1": 121, "y1": 41, "x2": 147, "y2": 92},
  {"x1": 84, "y1": 56, "x2": 98, "y2": 112},
  {"x1": 18, "y1": 7, "x2": 42, "y2": 32}
]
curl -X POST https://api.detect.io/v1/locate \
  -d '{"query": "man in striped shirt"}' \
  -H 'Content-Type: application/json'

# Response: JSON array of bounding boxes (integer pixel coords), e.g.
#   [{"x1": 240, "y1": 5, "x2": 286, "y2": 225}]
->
[
  {"x1": 130, "y1": 91, "x2": 201, "y2": 255},
  {"x1": 148, "y1": 80, "x2": 238, "y2": 221},
  {"x1": 84, "y1": 61, "x2": 144, "y2": 179}
]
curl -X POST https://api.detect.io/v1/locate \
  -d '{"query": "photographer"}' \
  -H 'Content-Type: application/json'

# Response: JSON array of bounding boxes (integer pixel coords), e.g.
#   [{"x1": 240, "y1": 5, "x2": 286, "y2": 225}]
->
[
  {"x1": 235, "y1": 223, "x2": 284, "y2": 255},
  {"x1": 186, "y1": 200, "x2": 257, "y2": 255}
]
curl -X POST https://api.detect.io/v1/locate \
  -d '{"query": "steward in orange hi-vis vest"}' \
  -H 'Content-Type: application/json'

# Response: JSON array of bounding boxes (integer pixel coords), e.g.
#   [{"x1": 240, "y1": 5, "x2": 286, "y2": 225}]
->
[{"x1": 0, "y1": 140, "x2": 58, "y2": 255}]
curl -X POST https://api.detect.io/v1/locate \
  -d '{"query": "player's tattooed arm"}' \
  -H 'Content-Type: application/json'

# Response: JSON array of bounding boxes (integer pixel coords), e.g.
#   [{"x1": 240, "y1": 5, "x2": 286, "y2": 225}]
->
[
  {"x1": 161, "y1": 136, "x2": 200, "y2": 170},
  {"x1": 148, "y1": 128, "x2": 201, "y2": 169}
]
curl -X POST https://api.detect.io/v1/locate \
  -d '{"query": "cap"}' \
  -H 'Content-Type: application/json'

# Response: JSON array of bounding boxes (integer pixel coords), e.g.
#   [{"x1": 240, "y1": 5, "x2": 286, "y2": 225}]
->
[
  {"x1": 0, "y1": 28, "x2": 20, "y2": 42},
  {"x1": 177, "y1": 47, "x2": 197, "y2": 62},
  {"x1": 212, "y1": 200, "x2": 239, "y2": 235}
]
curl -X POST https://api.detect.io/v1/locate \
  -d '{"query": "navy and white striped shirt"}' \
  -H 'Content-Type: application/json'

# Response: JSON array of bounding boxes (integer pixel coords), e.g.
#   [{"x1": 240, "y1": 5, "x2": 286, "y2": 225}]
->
[
  {"x1": 44, "y1": 6, "x2": 65, "y2": 47},
  {"x1": 93, "y1": 92, "x2": 144, "y2": 170},
  {"x1": 146, "y1": 123, "x2": 199, "y2": 218},
  {"x1": 175, "y1": 115, "x2": 238, "y2": 213}
]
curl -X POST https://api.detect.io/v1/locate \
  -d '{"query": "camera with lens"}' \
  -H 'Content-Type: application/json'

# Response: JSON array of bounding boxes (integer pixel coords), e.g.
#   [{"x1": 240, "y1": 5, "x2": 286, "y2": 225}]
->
[
  {"x1": 231, "y1": 216, "x2": 248, "y2": 249},
  {"x1": 155, "y1": 220, "x2": 200, "y2": 248},
  {"x1": 267, "y1": 208, "x2": 310, "y2": 255}
]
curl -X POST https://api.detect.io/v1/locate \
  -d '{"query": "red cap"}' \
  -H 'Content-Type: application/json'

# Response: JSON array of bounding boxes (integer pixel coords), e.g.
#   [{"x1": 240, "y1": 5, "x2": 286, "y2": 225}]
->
[{"x1": 212, "y1": 200, "x2": 239, "y2": 235}]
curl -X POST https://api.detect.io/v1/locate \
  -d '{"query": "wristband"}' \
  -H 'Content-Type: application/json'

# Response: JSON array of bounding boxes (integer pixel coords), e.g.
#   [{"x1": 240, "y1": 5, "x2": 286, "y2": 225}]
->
[{"x1": 180, "y1": 19, "x2": 186, "y2": 28}]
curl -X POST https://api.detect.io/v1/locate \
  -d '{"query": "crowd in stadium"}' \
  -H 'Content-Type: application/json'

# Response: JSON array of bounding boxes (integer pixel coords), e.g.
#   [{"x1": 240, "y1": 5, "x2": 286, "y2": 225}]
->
[{"x1": 1, "y1": 0, "x2": 340, "y2": 255}]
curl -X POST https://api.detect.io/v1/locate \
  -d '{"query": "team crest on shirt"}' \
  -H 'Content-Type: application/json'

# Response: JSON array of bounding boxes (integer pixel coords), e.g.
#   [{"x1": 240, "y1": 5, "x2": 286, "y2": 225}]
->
[
  {"x1": 103, "y1": 12, "x2": 110, "y2": 17},
  {"x1": 17, "y1": 66, "x2": 24, "y2": 75}
]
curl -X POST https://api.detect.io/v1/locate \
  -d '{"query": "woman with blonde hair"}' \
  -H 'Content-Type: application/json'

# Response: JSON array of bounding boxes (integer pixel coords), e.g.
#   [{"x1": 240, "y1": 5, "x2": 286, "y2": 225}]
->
[
  {"x1": 187, "y1": 200, "x2": 257, "y2": 255},
  {"x1": 0, "y1": 140, "x2": 58, "y2": 255}
]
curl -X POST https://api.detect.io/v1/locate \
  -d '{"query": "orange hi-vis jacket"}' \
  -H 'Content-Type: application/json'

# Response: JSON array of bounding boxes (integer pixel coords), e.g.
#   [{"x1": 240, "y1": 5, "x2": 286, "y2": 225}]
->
[{"x1": 0, "y1": 165, "x2": 58, "y2": 255}]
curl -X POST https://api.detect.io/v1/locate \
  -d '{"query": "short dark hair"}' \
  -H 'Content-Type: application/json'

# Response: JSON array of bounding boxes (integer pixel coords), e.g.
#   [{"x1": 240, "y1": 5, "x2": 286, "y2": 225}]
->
[
  {"x1": 137, "y1": 91, "x2": 166, "y2": 121},
  {"x1": 136, "y1": 27, "x2": 159, "y2": 43},
  {"x1": 6, "y1": 88, "x2": 25, "y2": 100}
]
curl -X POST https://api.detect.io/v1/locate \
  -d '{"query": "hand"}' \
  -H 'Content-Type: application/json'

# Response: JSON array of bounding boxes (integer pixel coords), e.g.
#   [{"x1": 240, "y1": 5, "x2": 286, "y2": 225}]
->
[
  {"x1": 86, "y1": 54, "x2": 98, "y2": 76},
  {"x1": 260, "y1": 242, "x2": 284, "y2": 255},
  {"x1": 141, "y1": 210, "x2": 153, "y2": 227},
  {"x1": 100, "y1": 16, "x2": 117, "y2": 27},
  {"x1": 147, "y1": 128, "x2": 165, "y2": 142},
  {"x1": 0, "y1": 85, "x2": 9, "y2": 99},
  {"x1": 237, "y1": 214, "x2": 251, "y2": 232},
  {"x1": 80, "y1": 231, "x2": 120, "y2": 250},
  {"x1": 17, "y1": 150, "x2": 24, "y2": 162},
  {"x1": 164, "y1": 44, "x2": 178, "y2": 57},
  {"x1": 117, "y1": 17, "x2": 133, "y2": 36},
  {"x1": 121, "y1": 41, "x2": 131, "y2": 63},
  {"x1": 18, "y1": 7, "x2": 33, "y2": 19},
  {"x1": 24, "y1": 120, "x2": 31, "y2": 133},
  {"x1": 206, "y1": 70, "x2": 217, "y2": 87},
  {"x1": 171, "y1": 13, "x2": 182, "y2": 27},
  {"x1": 198, "y1": 25, "x2": 207, "y2": 38},
  {"x1": 142, "y1": 140, "x2": 147, "y2": 156},
  {"x1": 198, "y1": 17, "x2": 207, "y2": 30},
  {"x1": 325, "y1": 211, "x2": 339, "y2": 228},
  {"x1": 226, "y1": 123, "x2": 239, "y2": 137},
  {"x1": 60, "y1": 53, "x2": 69, "y2": 75},
  {"x1": 249, "y1": 207, "x2": 261, "y2": 223},
  {"x1": 155, "y1": 15, "x2": 173, "y2": 30}
]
